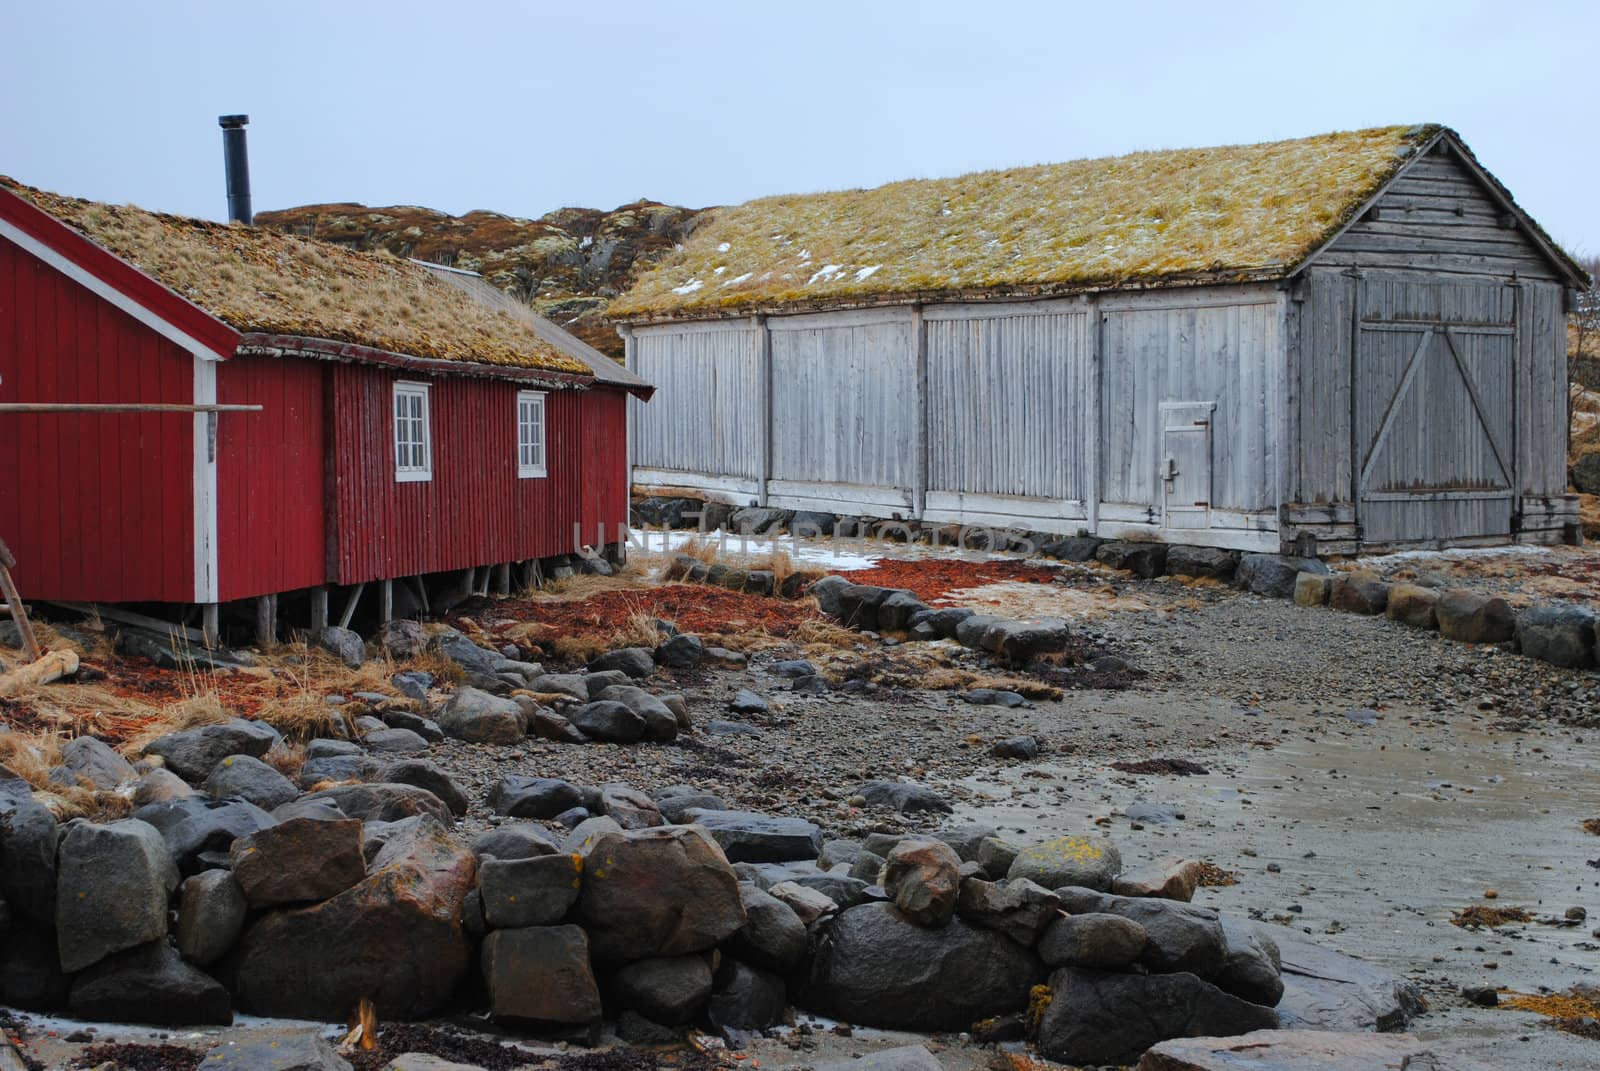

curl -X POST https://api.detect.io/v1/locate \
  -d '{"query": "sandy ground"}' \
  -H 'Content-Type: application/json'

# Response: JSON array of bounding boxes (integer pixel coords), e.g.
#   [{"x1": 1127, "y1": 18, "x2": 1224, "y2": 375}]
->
[{"x1": 8, "y1": 537, "x2": 1600, "y2": 1069}]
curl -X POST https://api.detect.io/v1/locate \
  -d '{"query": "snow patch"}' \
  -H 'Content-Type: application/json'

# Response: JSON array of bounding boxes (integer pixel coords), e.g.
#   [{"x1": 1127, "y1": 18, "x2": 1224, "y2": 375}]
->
[
  {"x1": 721, "y1": 272, "x2": 753, "y2": 287},
  {"x1": 808, "y1": 264, "x2": 844, "y2": 286},
  {"x1": 670, "y1": 279, "x2": 704, "y2": 295},
  {"x1": 718, "y1": 241, "x2": 731, "y2": 253},
  {"x1": 855, "y1": 265, "x2": 882, "y2": 281}
]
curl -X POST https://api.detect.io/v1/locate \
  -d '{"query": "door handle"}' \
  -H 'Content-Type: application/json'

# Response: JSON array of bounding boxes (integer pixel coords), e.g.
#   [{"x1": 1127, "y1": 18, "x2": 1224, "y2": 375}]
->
[{"x1": 1163, "y1": 457, "x2": 1179, "y2": 483}]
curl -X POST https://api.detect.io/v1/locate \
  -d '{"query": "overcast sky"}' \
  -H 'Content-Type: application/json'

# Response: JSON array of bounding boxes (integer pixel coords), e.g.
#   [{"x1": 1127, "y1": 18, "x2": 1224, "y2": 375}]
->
[{"x1": 4, "y1": 1, "x2": 1597, "y2": 255}]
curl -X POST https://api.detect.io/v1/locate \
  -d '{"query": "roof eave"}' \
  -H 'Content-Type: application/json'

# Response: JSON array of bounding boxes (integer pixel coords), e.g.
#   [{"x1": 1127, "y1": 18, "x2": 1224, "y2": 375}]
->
[{"x1": 235, "y1": 333, "x2": 594, "y2": 389}]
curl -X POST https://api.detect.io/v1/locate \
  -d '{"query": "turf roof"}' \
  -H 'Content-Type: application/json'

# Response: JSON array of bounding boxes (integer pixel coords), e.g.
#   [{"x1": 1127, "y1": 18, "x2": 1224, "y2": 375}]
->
[
  {"x1": 2, "y1": 178, "x2": 590, "y2": 375},
  {"x1": 611, "y1": 125, "x2": 1443, "y2": 319}
]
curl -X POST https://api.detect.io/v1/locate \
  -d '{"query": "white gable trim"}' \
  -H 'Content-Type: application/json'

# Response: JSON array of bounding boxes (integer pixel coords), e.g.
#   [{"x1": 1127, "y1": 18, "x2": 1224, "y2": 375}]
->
[
  {"x1": 193, "y1": 357, "x2": 220, "y2": 603},
  {"x1": 0, "y1": 217, "x2": 228, "y2": 361}
]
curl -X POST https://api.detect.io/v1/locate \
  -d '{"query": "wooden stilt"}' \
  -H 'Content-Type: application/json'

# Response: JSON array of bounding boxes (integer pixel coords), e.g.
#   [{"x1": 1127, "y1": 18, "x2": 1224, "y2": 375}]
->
[
  {"x1": 255, "y1": 594, "x2": 277, "y2": 647},
  {"x1": 338, "y1": 582, "x2": 365, "y2": 630},
  {"x1": 309, "y1": 587, "x2": 329, "y2": 632},
  {"x1": 410, "y1": 576, "x2": 430, "y2": 614},
  {"x1": 380, "y1": 579, "x2": 394, "y2": 623},
  {"x1": 492, "y1": 563, "x2": 511, "y2": 596},
  {"x1": 201, "y1": 603, "x2": 220, "y2": 649}
]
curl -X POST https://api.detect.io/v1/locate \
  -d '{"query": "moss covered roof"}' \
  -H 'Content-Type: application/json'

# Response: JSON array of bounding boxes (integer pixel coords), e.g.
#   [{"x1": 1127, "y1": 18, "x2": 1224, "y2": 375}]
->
[
  {"x1": 611, "y1": 125, "x2": 1442, "y2": 319},
  {"x1": 2, "y1": 178, "x2": 590, "y2": 374}
]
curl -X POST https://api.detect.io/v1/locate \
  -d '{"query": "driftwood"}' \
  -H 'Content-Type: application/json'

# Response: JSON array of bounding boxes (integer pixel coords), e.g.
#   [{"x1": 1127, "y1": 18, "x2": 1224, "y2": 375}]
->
[
  {"x1": 0, "y1": 648, "x2": 79, "y2": 696},
  {"x1": 0, "y1": 1035, "x2": 30, "y2": 1071},
  {"x1": 0, "y1": 536, "x2": 42, "y2": 663}
]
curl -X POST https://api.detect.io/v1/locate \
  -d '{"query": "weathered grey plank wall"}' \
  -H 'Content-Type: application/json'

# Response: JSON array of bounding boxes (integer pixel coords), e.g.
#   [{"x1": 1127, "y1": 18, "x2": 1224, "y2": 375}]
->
[
  {"x1": 767, "y1": 311, "x2": 916, "y2": 506},
  {"x1": 630, "y1": 323, "x2": 762, "y2": 480},
  {"x1": 1099, "y1": 294, "x2": 1280, "y2": 520},
  {"x1": 1515, "y1": 280, "x2": 1569, "y2": 497},
  {"x1": 923, "y1": 305, "x2": 1089, "y2": 502},
  {"x1": 1313, "y1": 144, "x2": 1560, "y2": 280},
  {"x1": 1292, "y1": 270, "x2": 1356, "y2": 506}
]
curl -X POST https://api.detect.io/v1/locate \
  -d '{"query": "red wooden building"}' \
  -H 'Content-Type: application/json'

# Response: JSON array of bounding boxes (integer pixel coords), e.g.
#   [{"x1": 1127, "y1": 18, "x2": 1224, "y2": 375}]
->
[{"x1": 0, "y1": 178, "x2": 650, "y2": 642}]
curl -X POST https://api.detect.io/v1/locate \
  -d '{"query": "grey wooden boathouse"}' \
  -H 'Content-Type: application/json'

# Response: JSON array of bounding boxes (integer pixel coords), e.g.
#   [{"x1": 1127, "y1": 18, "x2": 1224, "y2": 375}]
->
[{"x1": 610, "y1": 125, "x2": 1589, "y2": 554}]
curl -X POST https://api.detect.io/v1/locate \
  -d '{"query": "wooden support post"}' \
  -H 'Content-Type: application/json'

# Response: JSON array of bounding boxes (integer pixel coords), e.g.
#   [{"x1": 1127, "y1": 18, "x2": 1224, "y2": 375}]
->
[
  {"x1": 410, "y1": 576, "x2": 430, "y2": 615},
  {"x1": 756, "y1": 315, "x2": 772, "y2": 508},
  {"x1": 911, "y1": 305, "x2": 927, "y2": 520},
  {"x1": 380, "y1": 580, "x2": 394, "y2": 623},
  {"x1": 337, "y1": 582, "x2": 365, "y2": 630},
  {"x1": 201, "y1": 603, "x2": 220, "y2": 649},
  {"x1": 476, "y1": 568, "x2": 490, "y2": 598},
  {"x1": 309, "y1": 587, "x2": 329, "y2": 632},
  {"x1": 254, "y1": 594, "x2": 277, "y2": 647},
  {"x1": 492, "y1": 563, "x2": 511, "y2": 596}
]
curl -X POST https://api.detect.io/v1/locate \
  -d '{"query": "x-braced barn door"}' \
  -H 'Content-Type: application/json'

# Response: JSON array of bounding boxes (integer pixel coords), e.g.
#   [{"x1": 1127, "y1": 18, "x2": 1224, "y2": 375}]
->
[
  {"x1": 1160, "y1": 401, "x2": 1215, "y2": 530},
  {"x1": 1354, "y1": 278, "x2": 1516, "y2": 545}
]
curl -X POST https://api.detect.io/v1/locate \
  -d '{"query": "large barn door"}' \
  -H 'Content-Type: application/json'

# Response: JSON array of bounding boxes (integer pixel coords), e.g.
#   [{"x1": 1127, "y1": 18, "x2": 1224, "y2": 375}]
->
[{"x1": 1354, "y1": 278, "x2": 1516, "y2": 546}]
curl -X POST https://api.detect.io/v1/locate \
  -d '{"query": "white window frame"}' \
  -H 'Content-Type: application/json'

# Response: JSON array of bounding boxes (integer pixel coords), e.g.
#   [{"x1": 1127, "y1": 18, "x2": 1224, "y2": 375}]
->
[
  {"x1": 517, "y1": 390, "x2": 548, "y2": 479},
  {"x1": 393, "y1": 381, "x2": 433, "y2": 482}
]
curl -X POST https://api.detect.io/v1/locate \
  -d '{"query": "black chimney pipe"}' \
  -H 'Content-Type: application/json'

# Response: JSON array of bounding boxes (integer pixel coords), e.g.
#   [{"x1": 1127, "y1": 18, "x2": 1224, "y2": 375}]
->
[{"x1": 218, "y1": 114, "x2": 252, "y2": 225}]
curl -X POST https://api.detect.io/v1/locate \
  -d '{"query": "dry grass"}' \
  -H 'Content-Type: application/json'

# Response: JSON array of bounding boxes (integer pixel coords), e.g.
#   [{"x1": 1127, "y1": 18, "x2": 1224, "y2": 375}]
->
[
  {"x1": 613, "y1": 125, "x2": 1439, "y2": 316},
  {"x1": 547, "y1": 634, "x2": 611, "y2": 664},
  {"x1": 791, "y1": 617, "x2": 862, "y2": 651},
  {"x1": 1452, "y1": 905, "x2": 1533, "y2": 928},
  {"x1": 1, "y1": 177, "x2": 588, "y2": 374},
  {"x1": 675, "y1": 536, "x2": 721, "y2": 566},
  {"x1": 0, "y1": 729, "x2": 131, "y2": 820}
]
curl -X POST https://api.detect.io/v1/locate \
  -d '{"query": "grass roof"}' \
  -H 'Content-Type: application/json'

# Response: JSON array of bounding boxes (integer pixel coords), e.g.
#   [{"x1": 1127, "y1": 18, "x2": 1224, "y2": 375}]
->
[
  {"x1": 611, "y1": 125, "x2": 1441, "y2": 319},
  {"x1": 1, "y1": 178, "x2": 590, "y2": 374}
]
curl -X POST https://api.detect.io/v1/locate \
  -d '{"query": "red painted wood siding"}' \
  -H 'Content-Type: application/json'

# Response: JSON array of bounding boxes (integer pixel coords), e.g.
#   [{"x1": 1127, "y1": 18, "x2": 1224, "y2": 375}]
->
[
  {"x1": 216, "y1": 355, "x2": 327, "y2": 601},
  {"x1": 579, "y1": 387, "x2": 630, "y2": 549},
  {"x1": 0, "y1": 234, "x2": 195, "y2": 602},
  {"x1": 328, "y1": 364, "x2": 591, "y2": 583}
]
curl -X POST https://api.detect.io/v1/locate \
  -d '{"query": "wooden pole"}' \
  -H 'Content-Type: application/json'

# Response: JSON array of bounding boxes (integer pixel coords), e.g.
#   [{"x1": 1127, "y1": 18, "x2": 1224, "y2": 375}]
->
[
  {"x1": 379, "y1": 580, "x2": 393, "y2": 623},
  {"x1": 0, "y1": 537, "x2": 42, "y2": 663},
  {"x1": 255, "y1": 594, "x2": 276, "y2": 647},
  {"x1": 309, "y1": 587, "x2": 329, "y2": 632},
  {"x1": 201, "y1": 603, "x2": 220, "y2": 649},
  {"x1": 337, "y1": 583, "x2": 365, "y2": 630}
]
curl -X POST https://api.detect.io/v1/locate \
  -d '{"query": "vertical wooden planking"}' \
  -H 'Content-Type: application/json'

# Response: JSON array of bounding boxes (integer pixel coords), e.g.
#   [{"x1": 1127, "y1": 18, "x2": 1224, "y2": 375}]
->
[{"x1": 631, "y1": 323, "x2": 761, "y2": 478}]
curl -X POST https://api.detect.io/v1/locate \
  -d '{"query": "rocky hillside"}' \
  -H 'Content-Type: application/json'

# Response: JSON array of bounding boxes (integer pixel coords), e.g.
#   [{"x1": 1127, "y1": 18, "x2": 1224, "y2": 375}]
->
[{"x1": 255, "y1": 199, "x2": 706, "y2": 359}]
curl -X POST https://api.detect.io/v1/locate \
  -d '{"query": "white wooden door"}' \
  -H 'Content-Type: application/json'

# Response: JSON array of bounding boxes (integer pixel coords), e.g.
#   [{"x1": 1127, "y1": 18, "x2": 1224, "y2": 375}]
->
[{"x1": 1161, "y1": 402, "x2": 1214, "y2": 530}]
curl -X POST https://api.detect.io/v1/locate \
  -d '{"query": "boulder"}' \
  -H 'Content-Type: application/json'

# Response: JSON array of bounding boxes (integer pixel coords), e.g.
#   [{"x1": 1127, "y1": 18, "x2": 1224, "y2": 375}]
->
[
  {"x1": 202, "y1": 1033, "x2": 353, "y2": 1071},
  {"x1": 377, "y1": 759, "x2": 468, "y2": 816},
  {"x1": 488, "y1": 775, "x2": 590, "y2": 819},
  {"x1": 1061, "y1": 891, "x2": 1228, "y2": 978},
  {"x1": 1113, "y1": 857, "x2": 1208, "y2": 902},
  {"x1": 588, "y1": 647, "x2": 657, "y2": 678},
  {"x1": 1039, "y1": 912, "x2": 1149, "y2": 969},
  {"x1": 57, "y1": 735, "x2": 137, "y2": 789},
  {"x1": 56, "y1": 818, "x2": 179, "y2": 972},
  {"x1": 1138, "y1": 1029, "x2": 1456, "y2": 1071},
  {"x1": 203, "y1": 754, "x2": 299, "y2": 810},
  {"x1": 529, "y1": 673, "x2": 590, "y2": 701},
  {"x1": 789, "y1": 510, "x2": 837, "y2": 537},
  {"x1": 133, "y1": 795, "x2": 277, "y2": 873},
  {"x1": 176, "y1": 869, "x2": 248, "y2": 965},
  {"x1": 707, "y1": 960, "x2": 787, "y2": 1034},
  {"x1": 658, "y1": 791, "x2": 728, "y2": 824},
  {"x1": 481, "y1": 924, "x2": 602, "y2": 1023},
  {"x1": 578, "y1": 826, "x2": 746, "y2": 961},
  {"x1": 808, "y1": 576, "x2": 851, "y2": 616},
  {"x1": 298, "y1": 752, "x2": 384, "y2": 787},
  {"x1": 314, "y1": 626, "x2": 366, "y2": 668},
  {"x1": 991, "y1": 735, "x2": 1041, "y2": 760},
  {"x1": 569, "y1": 700, "x2": 647, "y2": 743},
  {"x1": 131, "y1": 767, "x2": 195, "y2": 805},
  {"x1": 908, "y1": 607, "x2": 975, "y2": 640},
  {"x1": 391, "y1": 670, "x2": 434, "y2": 701},
  {"x1": 768, "y1": 880, "x2": 840, "y2": 925},
  {"x1": 655, "y1": 633, "x2": 706, "y2": 669},
  {"x1": 1292, "y1": 572, "x2": 1332, "y2": 608},
  {"x1": 881, "y1": 839, "x2": 962, "y2": 927},
  {"x1": 233, "y1": 816, "x2": 476, "y2": 1020},
  {"x1": 378, "y1": 619, "x2": 428, "y2": 659},
  {"x1": 1096, "y1": 541, "x2": 1169, "y2": 578},
  {"x1": 1328, "y1": 573, "x2": 1390, "y2": 615},
  {"x1": 977, "y1": 836, "x2": 1021, "y2": 879},
  {"x1": 0, "y1": 926, "x2": 69, "y2": 1010},
  {"x1": 68, "y1": 940, "x2": 232, "y2": 1025},
  {"x1": 954, "y1": 613, "x2": 1003, "y2": 648},
  {"x1": 1263, "y1": 924, "x2": 1424, "y2": 1032},
  {"x1": 803, "y1": 902, "x2": 1043, "y2": 1031},
  {"x1": 612, "y1": 955, "x2": 714, "y2": 1025},
  {"x1": 1007, "y1": 834, "x2": 1122, "y2": 891},
  {"x1": 732, "y1": 506, "x2": 789, "y2": 534},
  {"x1": 1036, "y1": 966, "x2": 1278, "y2": 1066},
  {"x1": 955, "y1": 875, "x2": 1059, "y2": 945},
  {"x1": 0, "y1": 781, "x2": 59, "y2": 922},
  {"x1": 582, "y1": 669, "x2": 634, "y2": 697},
  {"x1": 437, "y1": 687, "x2": 525, "y2": 745},
  {"x1": 472, "y1": 824, "x2": 559, "y2": 862},
  {"x1": 306, "y1": 738, "x2": 363, "y2": 760},
  {"x1": 599, "y1": 783, "x2": 663, "y2": 829},
  {"x1": 1234, "y1": 555, "x2": 1329, "y2": 600},
  {"x1": 362, "y1": 728, "x2": 430, "y2": 755},
  {"x1": 143, "y1": 718, "x2": 279, "y2": 781},
  {"x1": 479, "y1": 852, "x2": 582, "y2": 928},
  {"x1": 832, "y1": 583, "x2": 897, "y2": 629},
  {"x1": 853, "y1": 780, "x2": 952, "y2": 814},
  {"x1": 562, "y1": 815, "x2": 623, "y2": 856},
  {"x1": 1215, "y1": 915, "x2": 1285, "y2": 1007},
  {"x1": 1385, "y1": 583, "x2": 1440, "y2": 629},
  {"x1": 430, "y1": 629, "x2": 501, "y2": 675},
  {"x1": 686, "y1": 809, "x2": 825, "y2": 863},
  {"x1": 1040, "y1": 536, "x2": 1104, "y2": 562},
  {"x1": 1166, "y1": 546, "x2": 1240, "y2": 581},
  {"x1": 596, "y1": 685, "x2": 678, "y2": 742},
  {"x1": 1515, "y1": 604, "x2": 1599, "y2": 669},
  {"x1": 729, "y1": 689, "x2": 769, "y2": 715},
  {"x1": 975, "y1": 617, "x2": 1073, "y2": 664},
  {"x1": 525, "y1": 706, "x2": 587, "y2": 743},
  {"x1": 731, "y1": 883, "x2": 808, "y2": 971},
  {"x1": 230, "y1": 817, "x2": 367, "y2": 907},
  {"x1": 1435, "y1": 591, "x2": 1515, "y2": 644},
  {"x1": 877, "y1": 591, "x2": 931, "y2": 632},
  {"x1": 301, "y1": 783, "x2": 453, "y2": 826}
]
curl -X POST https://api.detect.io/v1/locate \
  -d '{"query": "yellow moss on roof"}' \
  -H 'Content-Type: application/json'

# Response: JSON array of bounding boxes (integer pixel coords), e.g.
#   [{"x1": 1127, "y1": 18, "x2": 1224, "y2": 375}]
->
[
  {"x1": 612, "y1": 125, "x2": 1441, "y2": 318},
  {"x1": 1, "y1": 178, "x2": 589, "y2": 375}
]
